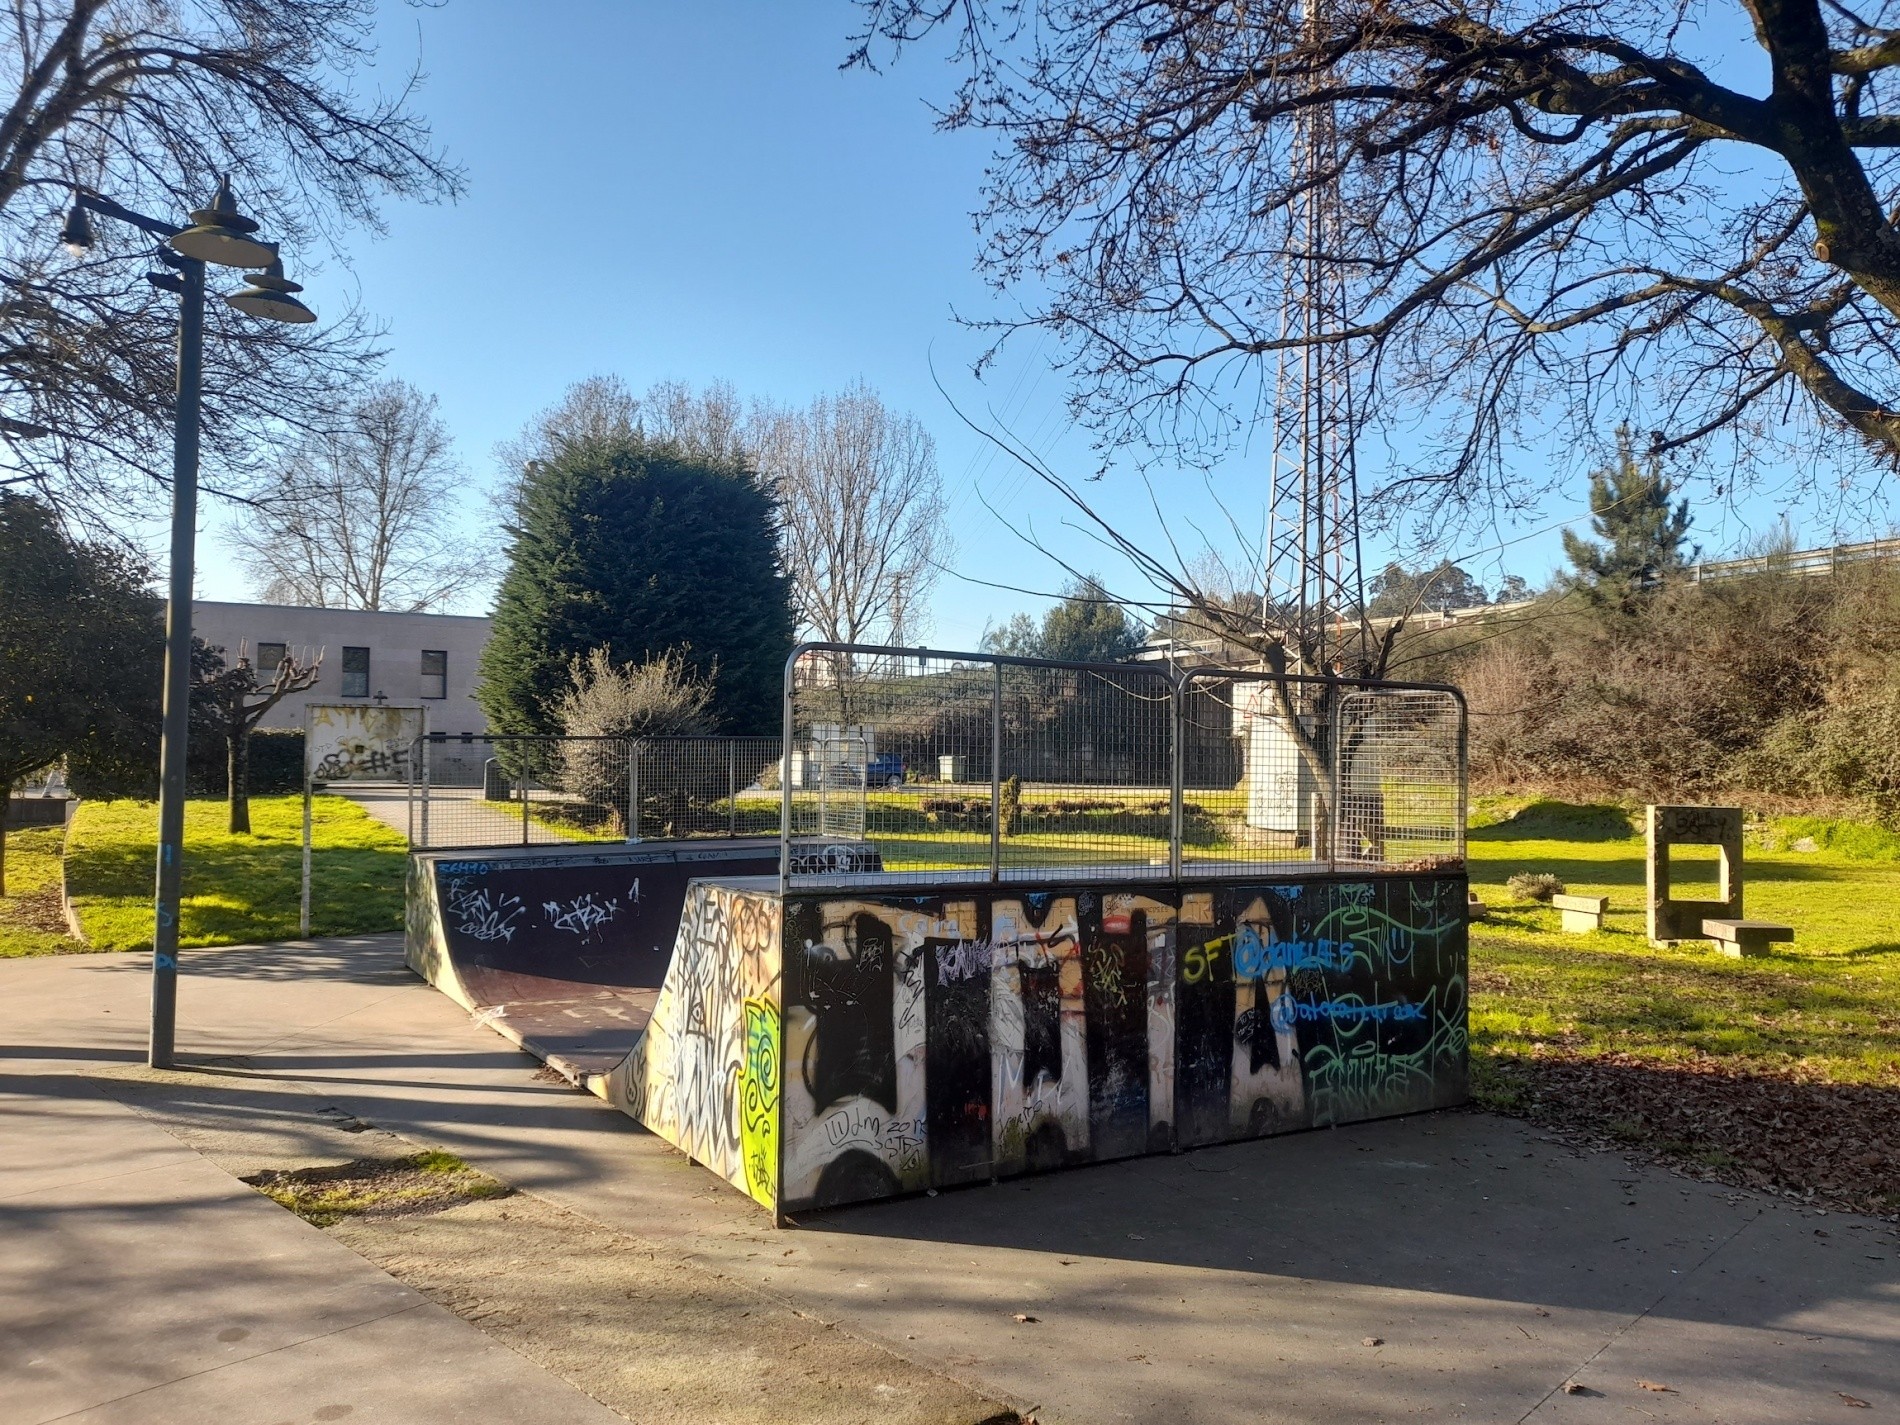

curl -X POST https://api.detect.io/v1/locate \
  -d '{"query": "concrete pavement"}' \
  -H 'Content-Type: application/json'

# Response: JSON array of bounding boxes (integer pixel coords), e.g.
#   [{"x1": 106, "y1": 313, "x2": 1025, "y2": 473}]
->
[
  {"x1": 1, "y1": 1021, "x2": 627, "y2": 1423},
  {"x1": 4, "y1": 936, "x2": 1896, "y2": 1423}
]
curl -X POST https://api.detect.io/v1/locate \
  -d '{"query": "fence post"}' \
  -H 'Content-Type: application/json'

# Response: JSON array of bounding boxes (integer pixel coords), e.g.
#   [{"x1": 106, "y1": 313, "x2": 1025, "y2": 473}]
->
[
  {"x1": 520, "y1": 742, "x2": 530, "y2": 846},
  {"x1": 780, "y1": 659, "x2": 796, "y2": 895},
  {"x1": 1169, "y1": 675, "x2": 1184, "y2": 879},
  {"x1": 406, "y1": 736, "x2": 416, "y2": 846},
  {"x1": 989, "y1": 661, "x2": 1002, "y2": 883},
  {"x1": 627, "y1": 741, "x2": 639, "y2": 841},
  {"x1": 728, "y1": 740, "x2": 737, "y2": 837},
  {"x1": 419, "y1": 735, "x2": 431, "y2": 850}
]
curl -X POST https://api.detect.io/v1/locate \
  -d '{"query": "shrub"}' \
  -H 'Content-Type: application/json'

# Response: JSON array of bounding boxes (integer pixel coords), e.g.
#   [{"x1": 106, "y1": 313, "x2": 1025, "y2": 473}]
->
[
  {"x1": 554, "y1": 649, "x2": 715, "y2": 833},
  {"x1": 999, "y1": 775, "x2": 1022, "y2": 837},
  {"x1": 1506, "y1": 871, "x2": 1567, "y2": 902}
]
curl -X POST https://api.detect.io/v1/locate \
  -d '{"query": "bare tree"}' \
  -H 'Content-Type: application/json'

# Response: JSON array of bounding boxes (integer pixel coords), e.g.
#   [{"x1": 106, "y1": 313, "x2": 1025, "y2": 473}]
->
[
  {"x1": 196, "y1": 642, "x2": 321, "y2": 834},
  {"x1": 754, "y1": 382, "x2": 951, "y2": 645},
  {"x1": 493, "y1": 376, "x2": 749, "y2": 519},
  {"x1": 238, "y1": 380, "x2": 483, "y2": 611},
  {"x1": 853, "y1": 0, "x2": 1900, "y2": 523},
  {"x1": 0, "y1": 1, "x2": 461, "y2": 533}
]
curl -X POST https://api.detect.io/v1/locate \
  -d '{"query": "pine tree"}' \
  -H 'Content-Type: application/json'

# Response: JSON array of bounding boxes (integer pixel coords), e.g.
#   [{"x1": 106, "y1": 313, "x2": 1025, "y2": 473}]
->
[
  {"x1": 1561, "y1": 427, "x2": 1698, "y2": 612},
  {"x1": 476, "y1": 436, "x2": 795, "y2": 736}
]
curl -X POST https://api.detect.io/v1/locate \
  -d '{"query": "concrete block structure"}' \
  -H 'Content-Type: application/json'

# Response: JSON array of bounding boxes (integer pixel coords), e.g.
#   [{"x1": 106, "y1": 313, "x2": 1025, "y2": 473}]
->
[{"x1": 1646, "y1": 805, "x2": 1744, "y2": 944}]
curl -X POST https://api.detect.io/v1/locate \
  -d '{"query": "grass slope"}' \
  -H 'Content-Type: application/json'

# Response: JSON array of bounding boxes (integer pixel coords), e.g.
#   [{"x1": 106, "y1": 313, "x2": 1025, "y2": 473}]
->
[{"x1": 65, "y1": 794, "x2": 407, "y2": 951}]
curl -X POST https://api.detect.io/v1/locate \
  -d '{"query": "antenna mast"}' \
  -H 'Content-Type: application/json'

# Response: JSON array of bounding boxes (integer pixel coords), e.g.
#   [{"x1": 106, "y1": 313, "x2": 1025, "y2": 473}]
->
[{"x1": 1262, "y1": 0, "x2": 1365, "y2": 673}]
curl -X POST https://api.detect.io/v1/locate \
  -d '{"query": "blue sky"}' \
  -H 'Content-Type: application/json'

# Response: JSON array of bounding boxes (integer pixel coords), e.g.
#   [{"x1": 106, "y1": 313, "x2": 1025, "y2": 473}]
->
[{"x1": 190, "y1": 1, "x2": 1893, "y2": 643}]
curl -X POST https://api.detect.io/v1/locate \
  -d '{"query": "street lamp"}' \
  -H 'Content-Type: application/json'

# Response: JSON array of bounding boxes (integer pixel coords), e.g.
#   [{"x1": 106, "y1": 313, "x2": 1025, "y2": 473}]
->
[{"x1": 59, "y1": 176, "x2": 315, "y2": 1069}]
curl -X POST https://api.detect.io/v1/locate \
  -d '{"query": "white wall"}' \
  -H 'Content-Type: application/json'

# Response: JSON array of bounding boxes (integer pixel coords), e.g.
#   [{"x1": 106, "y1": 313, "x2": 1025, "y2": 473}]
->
[{"x1": 190, "y1": 600, "x2": 493, "y2": 736}]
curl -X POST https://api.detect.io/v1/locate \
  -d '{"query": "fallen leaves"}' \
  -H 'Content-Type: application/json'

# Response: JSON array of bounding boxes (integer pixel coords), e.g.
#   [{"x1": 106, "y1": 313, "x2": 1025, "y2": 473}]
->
[
  {"x1": 1362, "y1": 1336, "x2": 1384, "y2": 1347},
  {"x1": 1636, "y1": 1380, "x2": 1677, "y2": 1393},
  {"x1": 1837, "y1": 1393, "x2": 1871, "y2": 1408},
  {"x1": 1012, "y1": 1313, "x2": 1039, "y2": 1324}
]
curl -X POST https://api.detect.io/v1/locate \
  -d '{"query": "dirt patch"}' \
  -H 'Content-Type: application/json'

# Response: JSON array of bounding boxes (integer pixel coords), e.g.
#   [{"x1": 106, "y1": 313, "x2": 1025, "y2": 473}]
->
[
  {"x1": 332, "y1": 1189, "x2": 1024, "y2": 1425},
  {"x1": 242, "y1": 1149, "x2": 512, "y2": 1227},
  {"x1": 10, "y1": 882, "x2": 72, "y2": 935}
]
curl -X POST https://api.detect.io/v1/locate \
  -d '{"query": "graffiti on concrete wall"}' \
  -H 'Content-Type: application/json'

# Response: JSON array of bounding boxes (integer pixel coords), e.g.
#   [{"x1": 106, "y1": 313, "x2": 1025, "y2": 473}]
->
[
  {"x1": 775, "y1": 876, "x2": 1465, "y2": 1213},
  {"x1": 601, "y1": 870, "x2": 1463, "y2": 1215},
  {"x1": 609, "y1": 882, "x2": 782, "y2": 1208}
]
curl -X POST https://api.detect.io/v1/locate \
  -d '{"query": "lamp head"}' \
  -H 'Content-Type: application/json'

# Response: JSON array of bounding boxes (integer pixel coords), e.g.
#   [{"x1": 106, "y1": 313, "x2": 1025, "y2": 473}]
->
[
  {"x1": 59, "y1": 202, "x2": 93, "y2": 256},
  {"x1": 225, "y1": 258, "x2": 315, "y2": 324},
  {"x1": 168, "y1": 175, "x2": 277, "y2": 268}
]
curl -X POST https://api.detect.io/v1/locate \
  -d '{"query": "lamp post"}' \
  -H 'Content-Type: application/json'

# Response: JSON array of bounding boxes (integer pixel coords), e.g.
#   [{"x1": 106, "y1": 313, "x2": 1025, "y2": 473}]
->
[{"x1": 61, "y1": 177, "x2": 315, "y2": 1069}]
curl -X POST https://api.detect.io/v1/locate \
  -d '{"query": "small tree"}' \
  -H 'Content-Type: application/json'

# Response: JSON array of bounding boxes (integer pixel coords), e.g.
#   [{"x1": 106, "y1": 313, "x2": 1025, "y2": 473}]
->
[
  {"x1": 555, "y1": 649, "x2": 716, "y2": 835},
  {"x1": 1562, "y1": 429, "x2": 1698, "y2": 615},
  {"x1": 195, "y1": 645, "x2": 323, "y2": 834}
]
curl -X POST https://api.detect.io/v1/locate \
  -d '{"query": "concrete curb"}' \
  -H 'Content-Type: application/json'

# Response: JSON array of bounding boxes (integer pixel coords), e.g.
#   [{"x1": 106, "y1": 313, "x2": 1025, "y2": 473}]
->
[{"x1": 57, "y1": 798, "x2": 88, "y2": 945}]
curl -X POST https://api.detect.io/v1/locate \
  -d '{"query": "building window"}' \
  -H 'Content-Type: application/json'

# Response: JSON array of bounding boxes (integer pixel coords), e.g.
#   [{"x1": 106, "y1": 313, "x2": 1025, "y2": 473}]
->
[
  {"x1": 420, "y1": 649, "x2": 447, "y2": 700},
  {"x1": 341, "y1": 646, "x2": 370, "y2": 698},
  {"x1": 255, "y1": 642, "x2": 286, "y2": 680}
]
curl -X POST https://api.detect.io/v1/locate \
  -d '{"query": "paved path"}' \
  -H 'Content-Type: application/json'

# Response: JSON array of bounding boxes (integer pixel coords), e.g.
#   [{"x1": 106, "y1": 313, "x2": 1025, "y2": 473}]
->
[
  {"x1": 0, "y1": 943, "x2": 625, "y2": 1425},
  {"x1": 5, "y1": 938, "x2": 1896, "y2": 1423}
]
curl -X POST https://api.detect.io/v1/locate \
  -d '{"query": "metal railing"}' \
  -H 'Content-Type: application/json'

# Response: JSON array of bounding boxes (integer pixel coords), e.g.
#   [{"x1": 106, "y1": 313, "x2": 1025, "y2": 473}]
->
[{"x1": 782, "y1": 643, "x2": 1467, "y2": 889}]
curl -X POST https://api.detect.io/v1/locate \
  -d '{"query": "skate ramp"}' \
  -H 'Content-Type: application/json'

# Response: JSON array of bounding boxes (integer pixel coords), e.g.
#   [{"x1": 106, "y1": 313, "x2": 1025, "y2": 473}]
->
[{"x1": 405, "y1": 840, "x2": 781, "y2": 1079}]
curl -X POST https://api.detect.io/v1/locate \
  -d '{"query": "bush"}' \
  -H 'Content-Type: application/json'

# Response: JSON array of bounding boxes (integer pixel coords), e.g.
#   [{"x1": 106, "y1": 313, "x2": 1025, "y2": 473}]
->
[
  {"x1": 999, "y1": 775, "x2": 1022, "y2": 837},
  {"x1": 1506, "y1": 871, "x2": 1566, "y2": 902},
  {"x1": 554, "y1": 649, "x2": 715, "y2": 834}
]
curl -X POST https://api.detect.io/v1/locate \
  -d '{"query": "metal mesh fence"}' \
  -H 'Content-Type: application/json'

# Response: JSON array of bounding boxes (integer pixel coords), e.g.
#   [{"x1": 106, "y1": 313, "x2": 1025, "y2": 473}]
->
[
  {"x1": 407, "y1": 733, "x2": 788, "y2": 849},
  {"x1": 785, "y1": 646, "x2": 1178, "y2": 885},
  {"x1": 407, "y1": 734, "x2": 632, "y2": 850},
  {"x1": 398, "y1": 651, "x2": 1465, "y2": 876},
  {"x1": 629, "y1": 736, "x2": 780, "y2": 840},
  {"x1": 1179, "y1": 671, "x2": 1465, "y2": 875},
  {"x1": 1333, "y1": 688, "x2": 1466, "y2": 868}
]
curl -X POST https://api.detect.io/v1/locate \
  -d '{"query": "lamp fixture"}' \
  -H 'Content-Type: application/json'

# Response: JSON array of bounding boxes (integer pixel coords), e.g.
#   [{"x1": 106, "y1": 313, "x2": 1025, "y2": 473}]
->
[
  {"x1": 224, "y1": 257, "x2": 315, "y2": 324},
  {"x1": 167, "y1": 175, "x2": 277, "y2": 268},
  {"x1": 59, "y1": 202, "x2": 93, "y2": 256}
]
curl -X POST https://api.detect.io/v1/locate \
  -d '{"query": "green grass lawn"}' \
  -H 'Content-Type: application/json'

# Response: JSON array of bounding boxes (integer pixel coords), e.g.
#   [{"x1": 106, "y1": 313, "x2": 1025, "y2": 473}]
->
[
  {"x1": 0, "y1": 824, "x2": 81, "y2": 956},
  {"x1": 64, "y1": 794, "x2": 407, "y2": 951}
]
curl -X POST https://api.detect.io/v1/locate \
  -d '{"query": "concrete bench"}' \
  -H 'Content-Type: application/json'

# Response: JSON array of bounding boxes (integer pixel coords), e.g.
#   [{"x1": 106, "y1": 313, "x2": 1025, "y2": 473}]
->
[
  {"x1": 1552, "y1": 893, "x2": 1609, "y2": 933},
  {"x1": 1702, "y1": 918, "x2": 1794, "y2": 959}
]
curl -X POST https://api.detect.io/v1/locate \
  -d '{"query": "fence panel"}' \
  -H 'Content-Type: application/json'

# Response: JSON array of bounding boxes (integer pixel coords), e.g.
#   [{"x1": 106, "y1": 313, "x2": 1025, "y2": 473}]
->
[
  {"x1": 407, "y1": 734, "x2": 632, "y2": 850},
  {"x1": 1332, "y1": 687, "x2": 1467, "y2": 869},
  {"x1": 785, "y1": 645, "x2": 1177, "y2": 886},
  {"x1": 629, "y1": 735, "x2": 780, "y2": 840}
]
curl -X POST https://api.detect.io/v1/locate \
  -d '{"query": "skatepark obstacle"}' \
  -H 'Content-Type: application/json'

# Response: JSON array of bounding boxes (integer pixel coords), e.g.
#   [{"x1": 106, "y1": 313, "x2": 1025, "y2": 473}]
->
[{"x1": 407, "y1": 645, "x2": 1471, "y2": 1217}]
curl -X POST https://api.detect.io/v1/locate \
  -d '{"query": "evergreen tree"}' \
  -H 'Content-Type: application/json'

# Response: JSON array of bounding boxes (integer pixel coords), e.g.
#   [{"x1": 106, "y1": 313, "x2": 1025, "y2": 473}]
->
[
  {"x1": 1365, "y1": 560, "x2": 1490, "y2": 618},
  {"x1": 477, "y1": 436, "x2": 795, "y2": 736},
  {"x1": 982, "y1": 577, "x2": 1144, "y2": 662},
  {"x1": 1562, "y1": 427, "x2": 1698, "y2": 612},
  {"x1": 0, "y1": 494, "x2": 162, "y2": 890}
]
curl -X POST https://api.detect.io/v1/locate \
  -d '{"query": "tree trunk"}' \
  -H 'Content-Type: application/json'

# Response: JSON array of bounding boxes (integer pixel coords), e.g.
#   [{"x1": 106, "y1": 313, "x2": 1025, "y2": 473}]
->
[{"x1": 228, "y1": 730, "x2": 251, "y2": 835}]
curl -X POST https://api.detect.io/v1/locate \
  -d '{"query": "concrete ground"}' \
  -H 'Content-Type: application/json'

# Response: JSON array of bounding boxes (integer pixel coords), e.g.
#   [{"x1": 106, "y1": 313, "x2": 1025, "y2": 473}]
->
[{"x1": 4, "y1": 936, "x2": 1896, "y2": 1424}]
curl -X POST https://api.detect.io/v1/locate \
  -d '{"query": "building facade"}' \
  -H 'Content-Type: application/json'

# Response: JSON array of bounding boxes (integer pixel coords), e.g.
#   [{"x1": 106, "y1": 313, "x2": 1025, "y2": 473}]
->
[{"x1": 190, "y1": 601, "x2": 493, "y2": 737}]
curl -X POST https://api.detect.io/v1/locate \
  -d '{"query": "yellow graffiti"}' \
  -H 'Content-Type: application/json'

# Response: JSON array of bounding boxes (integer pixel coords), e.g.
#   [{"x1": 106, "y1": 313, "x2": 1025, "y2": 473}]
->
[{"x1": 739, "y1": 996, "x2": 780, "y2": 1207}]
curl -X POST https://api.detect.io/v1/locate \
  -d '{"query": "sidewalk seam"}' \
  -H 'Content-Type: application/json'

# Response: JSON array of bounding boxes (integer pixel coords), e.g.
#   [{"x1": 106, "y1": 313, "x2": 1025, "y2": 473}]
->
[{"x1": 1513, "y1": 1205, "x2": 1764, "y2": 1422}]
